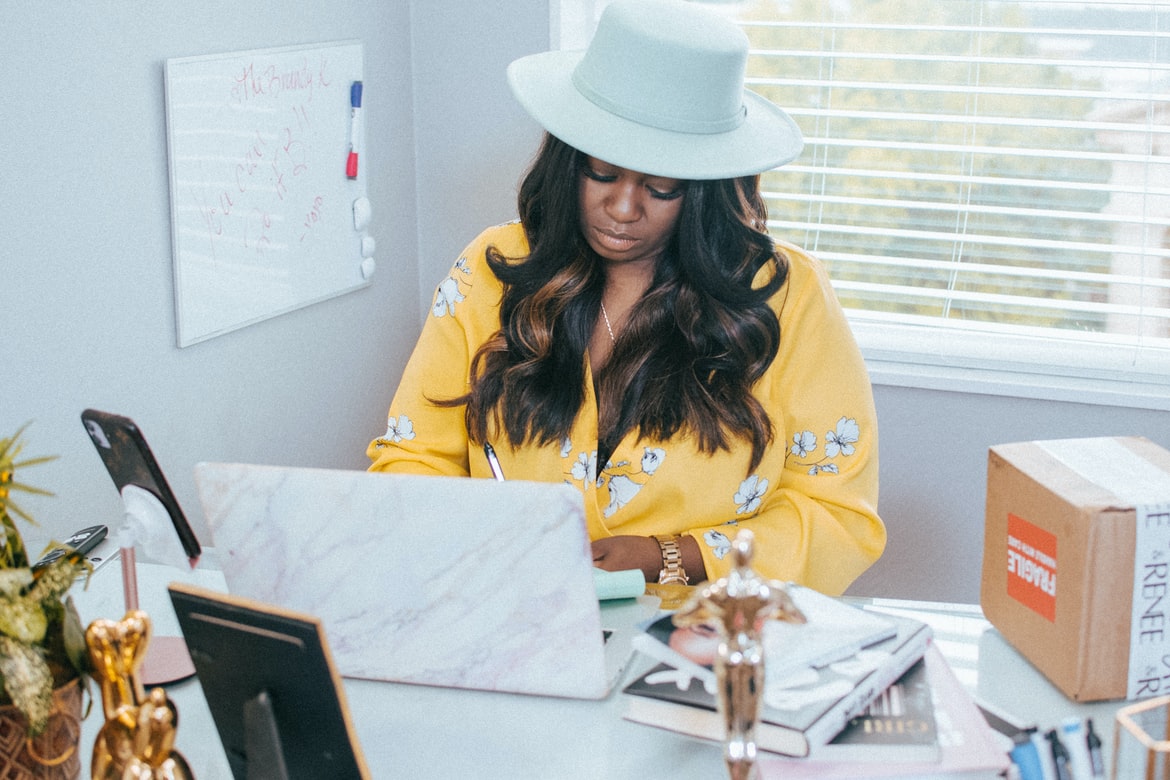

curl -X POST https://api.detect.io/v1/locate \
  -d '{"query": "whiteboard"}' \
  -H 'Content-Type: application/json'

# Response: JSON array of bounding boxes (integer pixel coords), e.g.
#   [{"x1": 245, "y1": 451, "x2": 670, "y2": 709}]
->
[{"x1": 165, "y1": 41, "x2": 371, "y2": 347}]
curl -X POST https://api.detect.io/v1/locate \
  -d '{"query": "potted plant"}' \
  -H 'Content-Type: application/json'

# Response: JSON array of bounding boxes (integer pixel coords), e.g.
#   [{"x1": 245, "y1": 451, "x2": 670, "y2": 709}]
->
[{"x1": 0, "y1": 423, "x2": 91, "y2": 777}]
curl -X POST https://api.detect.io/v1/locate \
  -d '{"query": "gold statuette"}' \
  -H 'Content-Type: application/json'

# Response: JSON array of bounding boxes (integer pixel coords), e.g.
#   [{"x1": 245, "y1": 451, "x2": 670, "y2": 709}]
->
[
  {"x1": 86, "y1": 612, "x2": 193, "y2": 779},
  {"x1": 674, "y1": 529, "x2": 806, "y2": 780}
]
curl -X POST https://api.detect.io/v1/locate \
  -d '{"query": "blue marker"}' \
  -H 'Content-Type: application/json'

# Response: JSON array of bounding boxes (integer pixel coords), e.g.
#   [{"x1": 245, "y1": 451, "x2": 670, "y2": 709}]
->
[
  {"x1": 346, "y1": 81, "x2": 363, "y2": 179},
  {"x1": 1011, "y1": 730, "x2": 1045, "y2": 780}
]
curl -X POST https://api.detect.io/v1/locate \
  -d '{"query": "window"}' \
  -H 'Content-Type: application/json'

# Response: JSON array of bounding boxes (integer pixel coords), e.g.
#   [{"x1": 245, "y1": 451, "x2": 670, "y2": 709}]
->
[
  {"x1": 735, "y1": 0, "x2": 1170, "y2": 408},
  {"x1": 559, "y1": 0, "x2": 1170, "y2": 409}
]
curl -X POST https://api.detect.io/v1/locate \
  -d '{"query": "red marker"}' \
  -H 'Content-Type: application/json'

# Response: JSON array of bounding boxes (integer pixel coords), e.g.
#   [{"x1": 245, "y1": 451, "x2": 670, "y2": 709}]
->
[{"x1": 346, "y1": 81, "x2": 362, "y2": 179}]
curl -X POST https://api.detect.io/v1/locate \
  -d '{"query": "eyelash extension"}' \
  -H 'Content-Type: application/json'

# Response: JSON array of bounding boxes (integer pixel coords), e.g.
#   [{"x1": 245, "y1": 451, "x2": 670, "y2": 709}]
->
[
  {"x1": 649, "y1": 186, "x2": 685, "y2": 201},
  {"x1": 582, "y1": 165, "x2": 685, "y2": 201},
  {"x1": 581, "y1": 166, "x2": 617, "y2": 183}
]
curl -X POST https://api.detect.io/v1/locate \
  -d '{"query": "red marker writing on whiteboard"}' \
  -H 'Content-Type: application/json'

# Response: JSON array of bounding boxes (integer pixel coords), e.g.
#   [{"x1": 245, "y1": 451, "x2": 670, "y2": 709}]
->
[{"x1": 346, "y1": 81, "x2": 362, "y2": 179}]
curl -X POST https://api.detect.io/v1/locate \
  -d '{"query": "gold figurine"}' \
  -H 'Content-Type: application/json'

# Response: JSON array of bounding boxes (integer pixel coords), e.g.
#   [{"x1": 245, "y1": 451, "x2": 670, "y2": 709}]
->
[
  {"x1": 86, "y1": 612, "x2": 193, "y2": 779},
  {"x1": 674, "y1": 529, "x2": 806, "y2": 780}
]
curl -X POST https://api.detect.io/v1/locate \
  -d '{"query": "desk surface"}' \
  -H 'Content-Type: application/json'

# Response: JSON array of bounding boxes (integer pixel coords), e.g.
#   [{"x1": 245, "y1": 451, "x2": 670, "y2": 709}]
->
[{"x1": 69, "y1": 557, "x2": 1124, "y2": 779}]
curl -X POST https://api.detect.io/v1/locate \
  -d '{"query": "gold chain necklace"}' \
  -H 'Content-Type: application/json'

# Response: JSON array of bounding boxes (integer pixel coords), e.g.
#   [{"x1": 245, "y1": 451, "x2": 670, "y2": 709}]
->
[{"x1": 599, "y1": 301, "x2": 617, "y2": 344}]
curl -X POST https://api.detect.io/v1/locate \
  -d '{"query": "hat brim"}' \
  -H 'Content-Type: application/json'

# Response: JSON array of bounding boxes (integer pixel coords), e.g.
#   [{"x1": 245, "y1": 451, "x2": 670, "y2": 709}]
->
[{"x1": 507, "y1": 50, "x2": 803, "y2": 180}]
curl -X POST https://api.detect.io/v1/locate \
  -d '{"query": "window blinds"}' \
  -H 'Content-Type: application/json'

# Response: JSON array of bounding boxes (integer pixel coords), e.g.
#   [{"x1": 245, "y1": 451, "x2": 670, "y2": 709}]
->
[{"x1": 737, "y1": 0, "x2": 1170, "y2": 383}]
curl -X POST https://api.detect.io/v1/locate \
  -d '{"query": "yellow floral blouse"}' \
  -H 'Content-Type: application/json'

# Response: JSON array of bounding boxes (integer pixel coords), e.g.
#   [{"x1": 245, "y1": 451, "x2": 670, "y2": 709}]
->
[{"x1": 368, "y1": 222, "x2": 886, "y2": 595}]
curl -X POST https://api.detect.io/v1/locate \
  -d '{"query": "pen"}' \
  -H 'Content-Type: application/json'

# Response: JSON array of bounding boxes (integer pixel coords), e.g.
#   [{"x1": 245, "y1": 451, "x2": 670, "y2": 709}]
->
[
  {"x1": 483, "y1": 442, "x2": 505, "y2": 481},
  {"x1": 1085, "y1": 718, "x2": 1105, "y2": 778},
  {"x1": 346, "y1": 81, "x2": 362, "y2": 179},
  {"x1": 1045, "y1": 728, "x2": 1072, "y2": 780}
]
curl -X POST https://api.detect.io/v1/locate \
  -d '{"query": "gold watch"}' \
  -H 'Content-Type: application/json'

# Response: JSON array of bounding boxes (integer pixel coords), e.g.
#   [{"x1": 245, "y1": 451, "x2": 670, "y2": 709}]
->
[{"x1": 653, "y1": 534, "x2": 689, "y2": 585}]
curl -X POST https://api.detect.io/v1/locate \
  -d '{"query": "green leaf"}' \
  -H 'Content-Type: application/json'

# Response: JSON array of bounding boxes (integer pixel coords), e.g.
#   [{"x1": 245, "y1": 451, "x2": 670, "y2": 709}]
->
[
  {"x1": 0, "y1": 635, "x2": 53, "y2": 735},
  {"x1": 61, "y1": 596, "x2": 90, "y2": 677},
  {"x1": 0, "y1": 596, "x2": 48, "y2": 645}
]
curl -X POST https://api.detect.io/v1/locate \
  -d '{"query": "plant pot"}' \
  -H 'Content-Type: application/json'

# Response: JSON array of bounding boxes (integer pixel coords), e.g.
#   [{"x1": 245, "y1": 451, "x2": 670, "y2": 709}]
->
[{"x1": 0, "y1": 677, "x2": 82, "y2": 780}]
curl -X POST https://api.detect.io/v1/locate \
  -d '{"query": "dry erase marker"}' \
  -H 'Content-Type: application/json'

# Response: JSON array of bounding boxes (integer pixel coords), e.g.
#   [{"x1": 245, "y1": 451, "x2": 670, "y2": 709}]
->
[
  {"x1": 1031, "y1": 729, "x2": 1057, "y2": 780},
  {"x1": 483, "y1": 443, "x2": 505, "y2": 481},
  {"x1": 346, "y1": 81, "x2": 362, "y2": 179},
  {"x1": 1010, "y1": 730, "x2": 1044, "y2": 780},
  {"x1": 1061, "y1": 718, "x2": 1093, "y2": 780}
]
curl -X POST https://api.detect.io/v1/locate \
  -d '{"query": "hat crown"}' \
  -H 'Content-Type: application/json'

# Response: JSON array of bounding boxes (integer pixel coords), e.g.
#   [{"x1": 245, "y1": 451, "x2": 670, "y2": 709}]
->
[{"x1": 571, "y1": 1, "x2": 749, "y2": 135}]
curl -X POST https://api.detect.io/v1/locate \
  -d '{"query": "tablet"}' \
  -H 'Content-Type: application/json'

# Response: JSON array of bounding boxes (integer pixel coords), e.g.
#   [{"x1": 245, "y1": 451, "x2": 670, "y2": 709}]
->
[{"x1": 168, "y1": 582, "x2": 370, "y2": 780}]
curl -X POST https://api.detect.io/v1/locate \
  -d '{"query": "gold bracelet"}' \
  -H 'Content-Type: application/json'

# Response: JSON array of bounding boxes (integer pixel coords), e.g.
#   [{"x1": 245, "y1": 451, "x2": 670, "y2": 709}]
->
[{"x1": 653, "y1": 534, "x2": 689, "y2": 585}]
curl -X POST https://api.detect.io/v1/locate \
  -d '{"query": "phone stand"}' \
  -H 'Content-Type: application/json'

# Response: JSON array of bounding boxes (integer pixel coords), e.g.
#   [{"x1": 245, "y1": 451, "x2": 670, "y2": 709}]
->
[
  {"x1": 243, "y1": 691, "x2": 291, "y2": 780},
  {"x1": 119, "y1": 486, "x2": 197, "y2": 686}
]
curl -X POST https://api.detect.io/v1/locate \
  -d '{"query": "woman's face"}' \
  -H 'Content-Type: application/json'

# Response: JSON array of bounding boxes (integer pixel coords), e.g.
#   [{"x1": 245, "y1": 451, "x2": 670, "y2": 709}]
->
[
  {"x1": 578, "y1": 156, "x2": 686, "y2": 267},
  {"x1": 668, "y1": 622, "x2": 720, "y2": 667}
]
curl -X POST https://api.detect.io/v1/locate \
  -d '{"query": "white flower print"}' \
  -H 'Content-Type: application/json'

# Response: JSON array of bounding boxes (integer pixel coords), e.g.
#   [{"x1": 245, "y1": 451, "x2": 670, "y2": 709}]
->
[
  {"x1": 704, "y1": 530, "x2": 732, "y2": 559},
  {"x1": 570, "y1": 450, "x2": 597, "y2": 484},
  {"x1": 789, "y1": 416, "x2": 862, "y2": 477},
  {"x1": 432, "y1": 276, "x2": 465, "y2": 317},
  {"x1": 791, "y1": 430, "x2": 816, "y2": 458},
  {"x1": 825, "y1": 417, "x2": 859, "y2": 458},
  {"x1": 641, "y1": 447, "x2": 666, "y2": 475},
  {"x1": 383, "y1": 414, "x2": 415, "y2": 443},
  {"x1": 596, "y1": 448, "x2": 663, "y2": 517},
  {"x1": 734, "y1": 475, "x2": 769, "y2": 515},
  {"x1": 560, "y1": 437, "x2": 573, "y2": 458},
  {"x1": 604, "y1": 474, "x2": 641, "y2": 517}
]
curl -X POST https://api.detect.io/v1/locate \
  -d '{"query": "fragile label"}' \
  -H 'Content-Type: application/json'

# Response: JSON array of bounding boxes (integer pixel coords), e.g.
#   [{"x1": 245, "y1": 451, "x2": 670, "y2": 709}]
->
[
  {"x1": 1006, "y1": 513, "x2": 1057, "y2": 622},
  {"x1": 1128, "y1": 503, "x2": 1170, "y2": 700}
]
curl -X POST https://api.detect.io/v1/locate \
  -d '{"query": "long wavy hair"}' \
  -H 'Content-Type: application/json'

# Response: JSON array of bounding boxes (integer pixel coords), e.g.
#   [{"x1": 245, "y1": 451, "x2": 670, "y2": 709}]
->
[{"x1": 449, "y1": 134, "x2": 788, "y2": 472}]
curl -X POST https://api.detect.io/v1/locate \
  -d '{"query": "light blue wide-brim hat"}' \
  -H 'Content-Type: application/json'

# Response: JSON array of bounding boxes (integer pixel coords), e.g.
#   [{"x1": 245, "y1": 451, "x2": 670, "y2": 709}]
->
[{"x1": 507, "y1": 0, "x2": 803, "y2": 180}]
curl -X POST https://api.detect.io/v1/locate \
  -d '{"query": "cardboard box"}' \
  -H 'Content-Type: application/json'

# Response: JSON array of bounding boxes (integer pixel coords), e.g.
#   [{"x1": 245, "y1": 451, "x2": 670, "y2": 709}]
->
[{"x1": 980, "y1": 436, "x2": 1170, "y2": 703}]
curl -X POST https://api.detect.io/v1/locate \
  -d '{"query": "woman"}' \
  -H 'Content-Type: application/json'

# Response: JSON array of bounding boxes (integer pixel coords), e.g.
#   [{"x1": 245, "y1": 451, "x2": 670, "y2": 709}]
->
[{"x1": 368, "y1": 0, "x2": 885, "y2": 595}]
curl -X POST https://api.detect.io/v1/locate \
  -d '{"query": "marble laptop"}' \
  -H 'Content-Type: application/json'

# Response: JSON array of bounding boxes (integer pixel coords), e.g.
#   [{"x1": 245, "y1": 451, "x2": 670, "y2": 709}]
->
[{"x1": 193, "y1": 462, "x2": 648, "y2": 700}]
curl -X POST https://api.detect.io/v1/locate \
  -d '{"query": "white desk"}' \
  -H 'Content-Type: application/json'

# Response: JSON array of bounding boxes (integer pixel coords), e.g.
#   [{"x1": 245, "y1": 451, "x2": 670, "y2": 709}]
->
[{"x1": 69, "y1": 558, "x2": 1125, "y2": 779}]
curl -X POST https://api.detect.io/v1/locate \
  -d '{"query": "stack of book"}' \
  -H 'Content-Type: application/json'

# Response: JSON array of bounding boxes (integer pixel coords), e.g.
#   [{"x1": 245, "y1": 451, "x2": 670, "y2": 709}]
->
[
  {"x1": 759, "y1": 645, "x2": 1012, "y2": 779},
  {"x1": 621, "y1": 587, "x2": 1011, "y2": 778},
  {"x1": 621, "y1": 585, "x2": 933, "y2": 758}
]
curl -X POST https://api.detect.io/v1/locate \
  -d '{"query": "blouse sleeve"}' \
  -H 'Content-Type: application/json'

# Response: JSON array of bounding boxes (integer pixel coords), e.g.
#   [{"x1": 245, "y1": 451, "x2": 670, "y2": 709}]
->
[
  {"x1": 690, "y1": 247, "x2": 886, "y2": 595},
  {"x1": 366, "y1": 229, "x2": 506, "y2": 477}
]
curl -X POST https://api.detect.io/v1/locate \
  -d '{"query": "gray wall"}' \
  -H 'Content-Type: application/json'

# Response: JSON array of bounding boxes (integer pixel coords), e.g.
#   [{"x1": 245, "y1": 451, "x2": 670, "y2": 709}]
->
[
  {"x1": 4, "y1": 1, "x2": 1167, "y2": 604},
  {"x1": 5, "y1": 2, "x2": 419, "y2": 547}
]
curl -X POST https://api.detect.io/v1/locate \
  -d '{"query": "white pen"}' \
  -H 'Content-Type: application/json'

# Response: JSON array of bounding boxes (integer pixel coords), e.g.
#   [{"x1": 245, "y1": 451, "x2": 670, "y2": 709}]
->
[{"x1": 483, "y1": 442, "x2": 505, "y2": 481}]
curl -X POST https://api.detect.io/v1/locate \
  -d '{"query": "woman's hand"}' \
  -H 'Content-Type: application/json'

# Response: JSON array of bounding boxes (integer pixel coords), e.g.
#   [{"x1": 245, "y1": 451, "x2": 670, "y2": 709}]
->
[
  {"x1": 591, "y1": 534, "x2": 708, "y2": 584},
  {"x1": 591, "y1": 535, "x2": 661, "y2": 582}
]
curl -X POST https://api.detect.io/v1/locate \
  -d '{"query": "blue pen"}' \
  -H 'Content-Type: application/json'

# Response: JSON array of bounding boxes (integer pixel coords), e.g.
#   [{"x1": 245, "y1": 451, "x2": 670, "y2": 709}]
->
[{"x1": 346, "y1": 81, "x2": 363, "y2": 179}]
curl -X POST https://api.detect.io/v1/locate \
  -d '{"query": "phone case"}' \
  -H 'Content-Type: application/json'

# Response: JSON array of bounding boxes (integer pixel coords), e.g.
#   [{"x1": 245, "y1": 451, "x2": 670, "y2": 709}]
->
[{"x1": 81, "y1": 409, "x2": 201, "y2": 560}]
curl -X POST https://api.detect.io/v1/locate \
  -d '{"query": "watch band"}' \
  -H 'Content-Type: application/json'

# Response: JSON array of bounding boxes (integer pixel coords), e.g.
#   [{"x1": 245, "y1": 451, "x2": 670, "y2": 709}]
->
[{"x1": 653, "y1": 534, "x2": 689, "y2": 585}]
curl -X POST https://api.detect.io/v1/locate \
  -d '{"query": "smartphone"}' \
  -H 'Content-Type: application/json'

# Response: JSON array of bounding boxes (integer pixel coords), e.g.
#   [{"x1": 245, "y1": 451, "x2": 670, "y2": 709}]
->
[
  {"x1": 31, "y1": 524, "x2": 109, "y2": 570},
  {"x1": 80, "y1": 409, "x2": 202, "y2": 561}
]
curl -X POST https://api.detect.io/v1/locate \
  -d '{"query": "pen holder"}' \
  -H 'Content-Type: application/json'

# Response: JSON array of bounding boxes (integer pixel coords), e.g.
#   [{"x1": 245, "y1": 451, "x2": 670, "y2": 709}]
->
[{"x1": 1112, "y1": 695, "x2": 1170, "y2": 780}]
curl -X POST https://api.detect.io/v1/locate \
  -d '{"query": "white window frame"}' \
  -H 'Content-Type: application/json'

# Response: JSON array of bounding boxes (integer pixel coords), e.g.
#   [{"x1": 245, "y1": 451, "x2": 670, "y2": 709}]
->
[{"x1": 554, "y1": 0, "x2": 1170, "y2": 412}]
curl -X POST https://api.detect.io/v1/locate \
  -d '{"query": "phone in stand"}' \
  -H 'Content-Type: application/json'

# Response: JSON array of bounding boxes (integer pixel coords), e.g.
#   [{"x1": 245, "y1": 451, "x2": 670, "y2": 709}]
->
[{"x1": 80, "y1": 409, "x2": 201, "y2": 562}]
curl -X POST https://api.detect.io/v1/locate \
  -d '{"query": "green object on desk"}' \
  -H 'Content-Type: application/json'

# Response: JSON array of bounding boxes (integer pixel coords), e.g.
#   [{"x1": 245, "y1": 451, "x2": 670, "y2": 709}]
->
[{"x1": 594, "y1": 568, "x2": 646, "y2": 601}]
